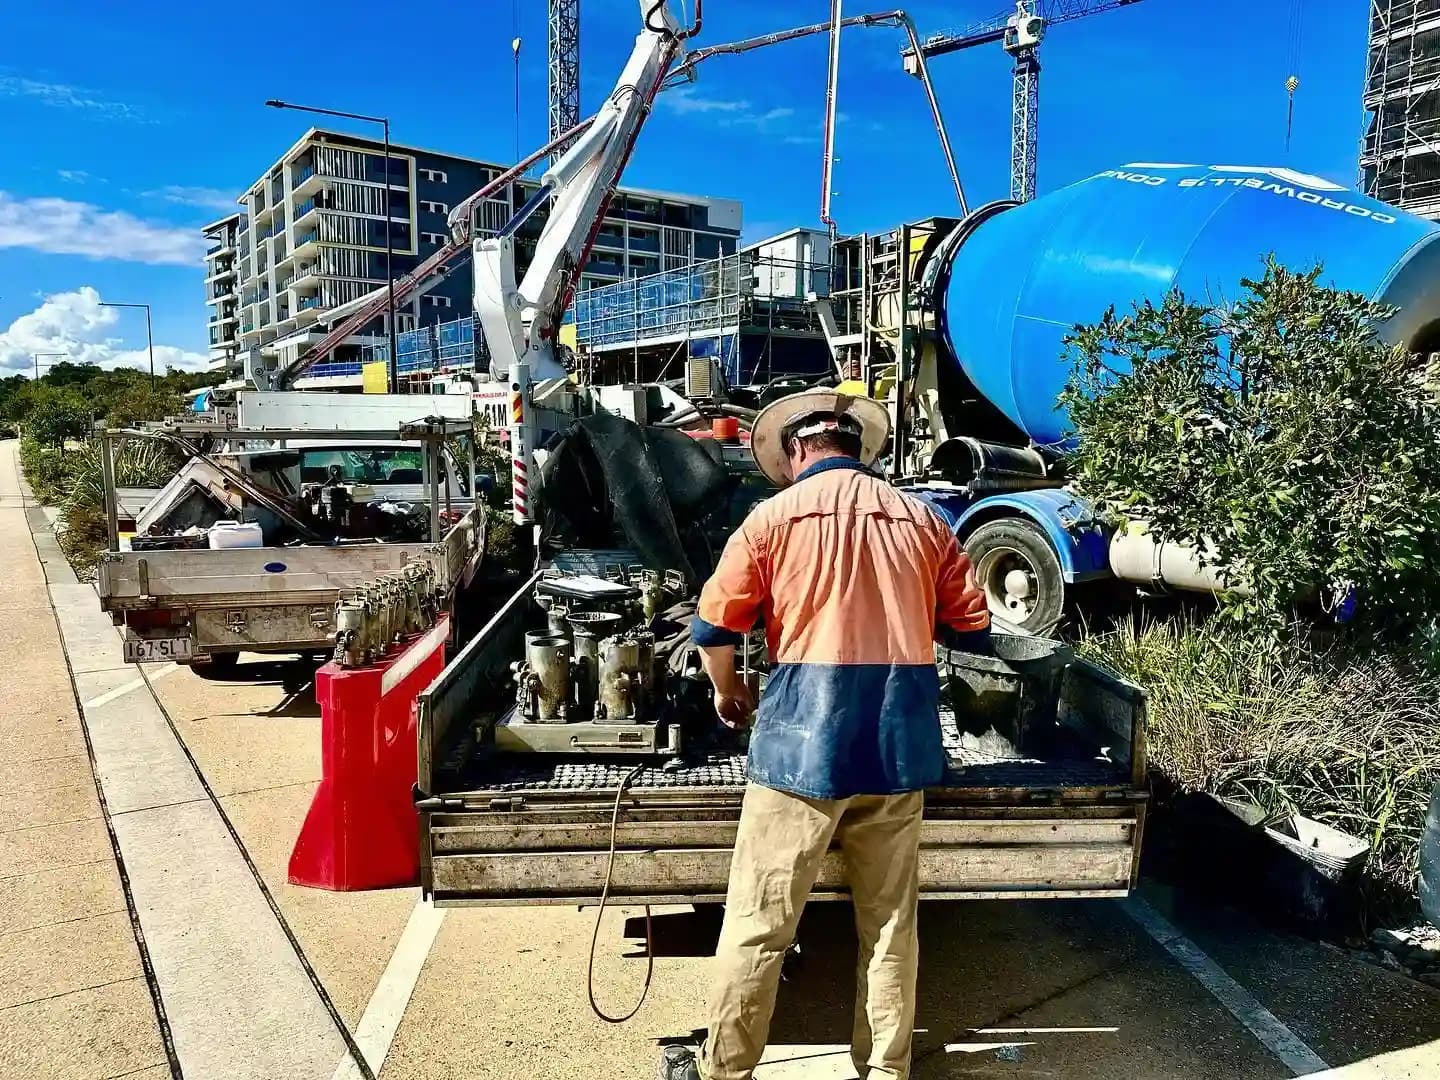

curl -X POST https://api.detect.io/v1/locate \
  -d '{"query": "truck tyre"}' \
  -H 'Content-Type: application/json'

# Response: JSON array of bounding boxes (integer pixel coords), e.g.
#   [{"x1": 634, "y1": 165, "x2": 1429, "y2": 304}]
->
[
  {"x1": 963, "y1": 519, "x2": 1064, "y2": 633},
  {"x1": 194, "y1": 651, "x2": 239, "y2": 679}
]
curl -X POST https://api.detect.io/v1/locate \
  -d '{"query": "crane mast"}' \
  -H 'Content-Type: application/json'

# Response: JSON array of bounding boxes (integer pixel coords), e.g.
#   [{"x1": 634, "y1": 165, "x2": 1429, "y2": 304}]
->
[
  {"x1": 906, "y1": 0, "x2": 1143, "y2": 203},
  {"x1": 548, "y1": 0, "x2": 581, "y2": 161}
]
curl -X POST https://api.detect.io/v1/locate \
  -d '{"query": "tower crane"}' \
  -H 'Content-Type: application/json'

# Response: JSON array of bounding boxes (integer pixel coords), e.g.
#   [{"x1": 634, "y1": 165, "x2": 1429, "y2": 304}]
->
[
  {"x1": 904, "y1": 1, "x2": 1144, "y2": 203},
  {"x1": 549, "y1": 0, "x2": 581, "y2": 160}
]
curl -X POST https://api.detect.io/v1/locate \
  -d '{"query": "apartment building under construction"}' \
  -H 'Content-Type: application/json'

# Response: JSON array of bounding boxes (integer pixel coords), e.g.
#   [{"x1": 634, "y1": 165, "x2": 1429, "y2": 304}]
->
[{"x1": 1362, "y1": 1, "x2": 1440, "y2": 216}]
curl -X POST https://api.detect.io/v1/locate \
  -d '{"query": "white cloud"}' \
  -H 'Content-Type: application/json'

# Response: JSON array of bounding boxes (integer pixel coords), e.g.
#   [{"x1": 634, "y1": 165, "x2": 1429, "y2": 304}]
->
[
  {"x1": 0, "y1": 192, "x2": 207, "y2": 266},
  {"x1": 659, "y1": 88, "x2": 798, "y2": 132},
  {"x1": 0, "y1": 287, "x2": 209, "y2": 376},
  {"x1": 660, "y1": 87, "x2": 752, "y2": 115},
  {"x1": 56, "y1": 169, "x2": 92, "y2": 184},
  {"x1": 144, "y1": 185, "x2": 240, "y2": 213},
  {"x1": 0, "y1": 75, "x2": 141, "y2": 121}
]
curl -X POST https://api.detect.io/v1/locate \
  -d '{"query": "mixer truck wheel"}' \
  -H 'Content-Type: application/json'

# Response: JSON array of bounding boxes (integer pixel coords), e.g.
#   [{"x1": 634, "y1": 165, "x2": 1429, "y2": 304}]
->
[{"x1": 964, "y1": 520, "x2": 1064, "y2": 633}]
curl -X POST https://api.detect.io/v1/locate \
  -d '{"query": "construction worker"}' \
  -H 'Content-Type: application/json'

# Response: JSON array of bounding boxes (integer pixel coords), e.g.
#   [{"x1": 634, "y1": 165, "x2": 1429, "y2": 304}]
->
[{"x1": 660, "y1": 390, "x2": 991, "y2": 1080}]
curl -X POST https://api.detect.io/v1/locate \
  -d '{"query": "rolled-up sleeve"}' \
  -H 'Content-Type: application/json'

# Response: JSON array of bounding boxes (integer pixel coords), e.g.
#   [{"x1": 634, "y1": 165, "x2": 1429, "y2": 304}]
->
[
  {"x1": 692, "y1": 523, "x2": 764, "y2": 646},
  {"x1": 935, "y1": 530, "x2": 990, "y2": 636}
]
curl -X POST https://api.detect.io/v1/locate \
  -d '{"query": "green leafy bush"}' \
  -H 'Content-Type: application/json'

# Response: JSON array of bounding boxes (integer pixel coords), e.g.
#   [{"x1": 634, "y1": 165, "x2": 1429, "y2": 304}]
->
[
  {"x1": 18, "y1": 437, "x2": 71, "y2": 504},
  {"x1": 24, "y1": 386, "x2": 91, "y2": 446},
  {"x1": 1061, "y1": 261, "x2": 1440, "y2": 633}
]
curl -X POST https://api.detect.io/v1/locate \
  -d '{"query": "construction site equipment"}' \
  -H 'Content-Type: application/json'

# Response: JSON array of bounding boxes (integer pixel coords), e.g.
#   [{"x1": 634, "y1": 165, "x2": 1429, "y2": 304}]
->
[
  {"x1": 290, "y1": 616, "x2": 451, "y2": 891},
  {"x1": 549, "y1": 0, "x2": 581, "y2": 161},
  {"x1": 904, "y1": 1, "x2": 1146, "y2": 202},
  {"x1": 283, "y1": 7, "x2": 963, "y2": 389},
  {"x1": 832, "y1": 162, "x2": 1440, "y2": 631},
  {"x1": 934, "y1": 164, "x2": 1437, "y2": 447},
  {"x1": 1361, "y1": 0, "x2": 1440, "y2": 215},
  {"x1": 415, "y1": 581, "x2": 1147, "y2": 905},
  {"x1": 332, "y1": 562, "x2": 444, "y2": 668}
]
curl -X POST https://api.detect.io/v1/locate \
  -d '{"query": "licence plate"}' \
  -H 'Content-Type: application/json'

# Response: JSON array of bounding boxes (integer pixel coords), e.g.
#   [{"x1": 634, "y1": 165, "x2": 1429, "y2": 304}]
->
[{"x1": 123, "y1": 635, "x2": 193, "y2": 663}]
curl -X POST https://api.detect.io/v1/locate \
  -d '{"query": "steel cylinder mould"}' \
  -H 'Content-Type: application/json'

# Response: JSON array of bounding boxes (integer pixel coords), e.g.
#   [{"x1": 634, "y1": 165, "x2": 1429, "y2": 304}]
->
[{"x1": 939, "y1": 163, "x2": 1440, "y2": 448}]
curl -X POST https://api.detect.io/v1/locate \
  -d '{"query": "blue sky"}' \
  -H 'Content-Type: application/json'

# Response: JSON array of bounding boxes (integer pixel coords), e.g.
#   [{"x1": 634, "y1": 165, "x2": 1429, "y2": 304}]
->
[{"x1": 0, "y1": 0, "x2": 1367, "y2": 376}]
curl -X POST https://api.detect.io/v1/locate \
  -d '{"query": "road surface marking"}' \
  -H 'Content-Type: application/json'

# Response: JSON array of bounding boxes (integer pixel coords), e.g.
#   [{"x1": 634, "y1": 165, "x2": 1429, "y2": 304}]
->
[
  {"x1": 976, "y1": 1027, "x2": 1118, "y2": 1034},
  {"x1": 82, "y1": 663, "x2": 178, "y2": 710},
  {"x1": 332, "y1": 897, "x2": 447, "y2": 1079},
  {"x1": 1122, "y1": 896, "x2": 1330, "y2": 1076}
]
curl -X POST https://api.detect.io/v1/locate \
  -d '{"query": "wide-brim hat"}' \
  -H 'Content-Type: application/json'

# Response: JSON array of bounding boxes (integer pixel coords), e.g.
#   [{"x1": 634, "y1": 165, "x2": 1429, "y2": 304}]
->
[{"x1": 750, "y1": 389, "x2": 891, "y2": 488}]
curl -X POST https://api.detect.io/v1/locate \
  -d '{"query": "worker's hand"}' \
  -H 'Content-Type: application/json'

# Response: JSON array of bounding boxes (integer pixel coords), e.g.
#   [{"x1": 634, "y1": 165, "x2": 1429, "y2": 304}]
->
[{"x1": 713, "y1": 682, "x2": 755, "y2": 730}]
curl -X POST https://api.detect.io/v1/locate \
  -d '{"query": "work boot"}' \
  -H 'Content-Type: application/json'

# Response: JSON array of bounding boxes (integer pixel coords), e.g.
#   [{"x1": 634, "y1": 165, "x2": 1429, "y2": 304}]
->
[{"x1": 657, "y1": 1043, "x2": 702, "y2": 1080}]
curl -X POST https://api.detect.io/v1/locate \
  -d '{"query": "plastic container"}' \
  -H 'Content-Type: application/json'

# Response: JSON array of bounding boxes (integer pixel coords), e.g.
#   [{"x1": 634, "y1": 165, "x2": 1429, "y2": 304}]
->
[
  {"x1": 711, "y1": 416, "x2": 741, "y2": 442},
  {"x1": 207, "y1": 521, "x2": 264, "y2": 549},
  {"x1": 940, "y1": 633, "x2": 1073, "y2": 757}
]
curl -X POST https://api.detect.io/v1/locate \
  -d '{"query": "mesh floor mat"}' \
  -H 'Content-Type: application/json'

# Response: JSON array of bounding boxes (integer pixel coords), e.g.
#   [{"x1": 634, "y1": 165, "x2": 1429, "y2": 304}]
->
[{"x1": 451, "y1": 705, "x2": 1125, "y2": 794}]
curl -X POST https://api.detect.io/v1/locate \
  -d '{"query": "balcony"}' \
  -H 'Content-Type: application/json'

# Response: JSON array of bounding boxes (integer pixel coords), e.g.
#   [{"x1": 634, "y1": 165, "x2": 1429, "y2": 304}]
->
[
  {"x1": 241, "y1": 321, "x2": 256, "y2": 333},
  {"x1": 293, "y1": 163, "x2": 323, "y2": 198},
  {"x1": 256, "y1": 223, "x2": 276, "y2": 241},
  {"x1": 293, "y1": 197, "x2": 320, "y2": 224},
  {"x1": 294, "y1": 229, "x2": 320, "y2": 255},
  {"x1": 298, "y1": 295, "x2": 325, "y2": 311}
]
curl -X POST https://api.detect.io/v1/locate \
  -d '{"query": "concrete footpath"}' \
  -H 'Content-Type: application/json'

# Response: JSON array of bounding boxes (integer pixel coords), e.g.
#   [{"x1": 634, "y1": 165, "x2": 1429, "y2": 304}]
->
[
  {"x1": 0, "y1": 439, "x2": 171, "y2": 1080},
  {"x1": 0, "y1": 439, "x2": 355, "y2": 1080}
]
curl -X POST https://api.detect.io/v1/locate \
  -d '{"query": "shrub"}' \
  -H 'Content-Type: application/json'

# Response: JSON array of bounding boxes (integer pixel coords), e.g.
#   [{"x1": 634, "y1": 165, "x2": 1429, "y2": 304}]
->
[
  {"x1": 24, "y1": 387, "x2": 91, "y2": 446},
  {"x1": 18, "y1": 436, "x2": 71, "y2": 503},
  {"x1": 1061, "y1": 261, "x2": 1440, "y2": 636}
]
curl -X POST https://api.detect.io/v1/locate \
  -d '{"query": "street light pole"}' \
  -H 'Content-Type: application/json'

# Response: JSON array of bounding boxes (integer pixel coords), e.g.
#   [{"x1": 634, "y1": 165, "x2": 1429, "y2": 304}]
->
[
  {"x1": 265, "y1": 98, "x2": 400, "y2": 393},
  {"x1": 32, "y1": 352, "x2": 65, "y2": 380},
  {"x1": 98, "y1": 302, "x2": 156, "y2": 383}
]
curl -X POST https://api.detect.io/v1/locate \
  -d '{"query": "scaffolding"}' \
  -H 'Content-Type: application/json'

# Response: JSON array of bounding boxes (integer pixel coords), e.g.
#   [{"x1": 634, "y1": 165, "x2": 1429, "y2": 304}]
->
[
  {"x1": 1361, "y1": 1, "x2": 1440, "y2": 216},
  {"x1": 572, "y1": 250, "x2": 831, "y2": 385},
  {"x1": 303, "y1": 317, "x2": 491, "y2": 381}
]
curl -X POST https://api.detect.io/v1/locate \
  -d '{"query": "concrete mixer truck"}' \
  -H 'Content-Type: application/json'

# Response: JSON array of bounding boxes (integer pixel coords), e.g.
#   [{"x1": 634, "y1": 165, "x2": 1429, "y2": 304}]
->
[{"x1": 821, "y1": 161, "x2": 1440, "y2": 631}]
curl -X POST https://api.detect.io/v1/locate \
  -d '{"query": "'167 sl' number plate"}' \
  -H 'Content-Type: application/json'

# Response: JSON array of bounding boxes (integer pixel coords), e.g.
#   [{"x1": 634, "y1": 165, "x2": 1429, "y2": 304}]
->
[{"x1": 123, "y1": 636, "x2": 193, "y2": 663}]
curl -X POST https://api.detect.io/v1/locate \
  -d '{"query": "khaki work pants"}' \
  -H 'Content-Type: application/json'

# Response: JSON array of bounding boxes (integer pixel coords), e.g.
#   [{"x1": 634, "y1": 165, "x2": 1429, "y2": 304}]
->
[{"x1": 699, "y1": 783, "x2": 924, "y2": 1080}]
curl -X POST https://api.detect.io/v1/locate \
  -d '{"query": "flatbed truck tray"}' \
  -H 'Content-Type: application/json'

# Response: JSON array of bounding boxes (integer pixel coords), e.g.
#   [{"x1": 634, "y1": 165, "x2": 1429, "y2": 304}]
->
[{"x1": 416, "y1": 574, "x2": 1148, "y2": 907}]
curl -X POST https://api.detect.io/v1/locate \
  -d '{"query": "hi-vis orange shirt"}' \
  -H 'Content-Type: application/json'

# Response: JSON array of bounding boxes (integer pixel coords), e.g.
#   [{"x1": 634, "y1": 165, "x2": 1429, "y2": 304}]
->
[{"x1": 692, "y1": 457, "x2": 990, "y2": 799}]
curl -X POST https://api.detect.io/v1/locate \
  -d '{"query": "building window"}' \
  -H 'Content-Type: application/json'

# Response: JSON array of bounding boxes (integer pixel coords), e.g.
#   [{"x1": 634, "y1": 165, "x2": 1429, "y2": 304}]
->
[
  {"x1": 420, "y1": 168, "x2": 448, "y2": 183},
  {"x1": 421, "y1": 200, "x2": 449, "y2": 214},
  {"x1": 422, "y1": 231, "x2": 448, "y2": 245},
  {"x1": 424, "y1": 295, "x2": 452, "y2": 309}
]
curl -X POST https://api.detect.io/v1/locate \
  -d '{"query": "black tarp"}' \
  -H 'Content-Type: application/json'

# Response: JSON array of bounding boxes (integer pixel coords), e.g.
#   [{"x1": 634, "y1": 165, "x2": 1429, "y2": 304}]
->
[{"x1": 536, "y1": 413, "x2": 729, "y2": 586}]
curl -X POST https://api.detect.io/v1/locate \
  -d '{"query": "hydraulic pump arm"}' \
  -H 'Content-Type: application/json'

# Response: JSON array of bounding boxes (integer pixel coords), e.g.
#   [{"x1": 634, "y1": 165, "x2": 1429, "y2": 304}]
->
[{"x1": 474, "y1": 1, "x2": 700, "y2": 381}]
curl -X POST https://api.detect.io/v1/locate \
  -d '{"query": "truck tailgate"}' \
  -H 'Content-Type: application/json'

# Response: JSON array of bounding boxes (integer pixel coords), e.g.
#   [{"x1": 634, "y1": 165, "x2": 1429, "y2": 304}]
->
[{"x1": 418, "y1": 645, "x2": 1147, "y2": 906}]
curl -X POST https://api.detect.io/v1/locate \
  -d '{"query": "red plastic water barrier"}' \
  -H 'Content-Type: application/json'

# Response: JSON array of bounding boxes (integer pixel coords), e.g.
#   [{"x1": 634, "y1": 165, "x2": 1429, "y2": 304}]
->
[{"x1": 289, "y1": 616, "x2": 450, "y2": 891}]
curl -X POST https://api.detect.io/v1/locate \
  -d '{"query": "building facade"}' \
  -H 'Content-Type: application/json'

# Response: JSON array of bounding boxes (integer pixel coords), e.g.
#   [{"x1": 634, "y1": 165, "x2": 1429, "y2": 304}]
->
[
  {"x1": 1362, "y1": 1, "x2": 1440, "y2": 216},
  {"x1": 202, "y1": 212, "x2": 244, "y2": 372},
  {"x1": 222, "y1": 127, "x2": 742, "y2": 383}
]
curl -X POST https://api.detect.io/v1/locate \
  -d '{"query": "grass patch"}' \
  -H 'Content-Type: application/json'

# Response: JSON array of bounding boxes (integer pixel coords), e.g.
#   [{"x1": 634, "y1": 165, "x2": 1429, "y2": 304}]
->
[{"x1": 1077, "y1": 614, "x2": 1440, "y2": 916}]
